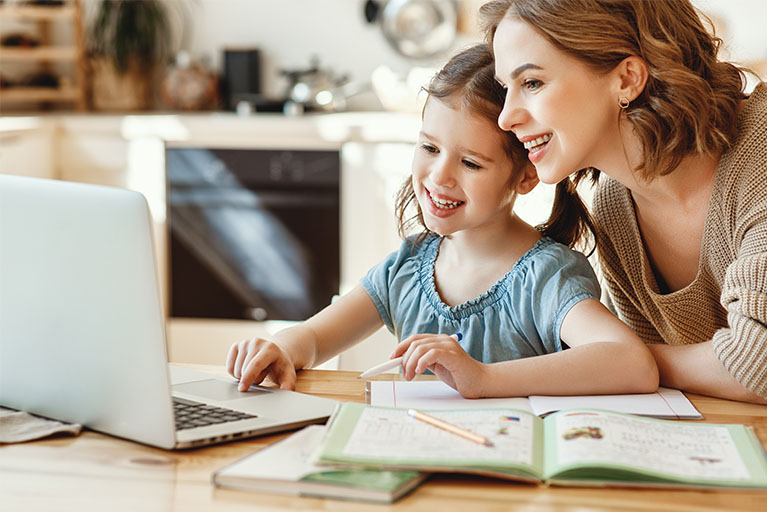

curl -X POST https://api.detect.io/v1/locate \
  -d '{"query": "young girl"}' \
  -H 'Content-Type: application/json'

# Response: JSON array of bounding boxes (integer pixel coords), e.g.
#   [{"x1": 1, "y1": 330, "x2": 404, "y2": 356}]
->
[
  {"x1": 481, "y1": 0, "x2": 767, "y2": 402},
  {"x1": 227, "y1": 44, "x2": 658, "y2": 398}
]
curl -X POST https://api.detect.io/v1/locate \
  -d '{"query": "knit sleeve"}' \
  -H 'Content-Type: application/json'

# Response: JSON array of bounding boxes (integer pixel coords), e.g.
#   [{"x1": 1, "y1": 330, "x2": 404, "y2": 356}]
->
[{"x1": 711, "y1": 211, "x2": 767, "y2": 398}]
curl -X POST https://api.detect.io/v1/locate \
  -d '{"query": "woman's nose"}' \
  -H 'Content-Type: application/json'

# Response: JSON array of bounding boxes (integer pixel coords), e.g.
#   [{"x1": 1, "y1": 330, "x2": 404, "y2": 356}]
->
[{"x1": 498, "y1": 91, "x2": 524, "y2": 133}]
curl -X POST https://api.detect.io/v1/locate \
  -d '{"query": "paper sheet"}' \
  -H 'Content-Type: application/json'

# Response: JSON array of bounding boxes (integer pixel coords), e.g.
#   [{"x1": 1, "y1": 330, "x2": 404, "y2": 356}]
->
[{"x1": 366, "y1": 381, "x2": 702, "y2": 419}]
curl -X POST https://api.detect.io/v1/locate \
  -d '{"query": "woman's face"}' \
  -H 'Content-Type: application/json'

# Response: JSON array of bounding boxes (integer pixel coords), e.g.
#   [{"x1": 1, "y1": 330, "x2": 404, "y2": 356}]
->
[{"x1": 493, "y1": 17, "x2": 621, "y2": 184}]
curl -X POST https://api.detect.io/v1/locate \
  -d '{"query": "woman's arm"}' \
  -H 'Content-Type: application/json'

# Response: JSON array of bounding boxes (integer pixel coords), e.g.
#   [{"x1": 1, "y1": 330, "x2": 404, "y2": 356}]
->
[
  {"x1": 477, "y1": 298, "x2": 659, "y2": 397},
  {"x1": 646, "y1": 342, "x2": 767, "y2": 404}
]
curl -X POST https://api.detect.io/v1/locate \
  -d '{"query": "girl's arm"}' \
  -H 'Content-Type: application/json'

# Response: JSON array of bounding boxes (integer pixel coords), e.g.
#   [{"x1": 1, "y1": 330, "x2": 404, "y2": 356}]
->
[
  {"x1": 227, "y1": 284, "x2": 383, "y2": 390},
  {"x1": 396, "y1": 298, "x2": 658, "y2": 398},
  {"x1": 477, "y1": 298, "x2": 658, "y2": 397}
]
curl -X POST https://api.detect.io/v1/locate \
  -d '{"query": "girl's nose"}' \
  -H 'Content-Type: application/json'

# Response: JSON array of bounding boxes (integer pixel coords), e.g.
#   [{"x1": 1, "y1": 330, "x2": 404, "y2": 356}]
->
[{"x1": 429, "y1": 158, "x2": 455, "y2": 187}]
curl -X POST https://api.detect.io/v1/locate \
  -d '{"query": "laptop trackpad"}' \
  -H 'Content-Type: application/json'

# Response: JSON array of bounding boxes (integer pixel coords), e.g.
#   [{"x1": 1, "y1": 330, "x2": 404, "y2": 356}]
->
[{"x1": 172, "y1": 379, "x2": 270, "y2": 402}]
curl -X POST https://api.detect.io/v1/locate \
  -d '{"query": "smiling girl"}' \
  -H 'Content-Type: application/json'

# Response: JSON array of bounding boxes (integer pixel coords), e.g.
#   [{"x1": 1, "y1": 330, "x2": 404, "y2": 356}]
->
[
  {"x1": 482, "y1": 0, "x2": 767, "y2": 402},
  {"x1": 227, "y1": 44, "x2": 658, "y2": 398}
]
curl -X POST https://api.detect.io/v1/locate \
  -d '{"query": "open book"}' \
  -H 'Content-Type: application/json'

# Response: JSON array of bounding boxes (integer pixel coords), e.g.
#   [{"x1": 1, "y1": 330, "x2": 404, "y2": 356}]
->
[
  {"x1": 212, "y1": 425, "x2": 427, "y2": 503},
  {"x1": 315, "y1": 403, "x2": 767, "y2": 489}
]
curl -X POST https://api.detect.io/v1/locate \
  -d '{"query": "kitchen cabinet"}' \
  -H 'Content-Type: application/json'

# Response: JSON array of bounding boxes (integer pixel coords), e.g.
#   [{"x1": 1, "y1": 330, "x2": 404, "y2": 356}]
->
[
  {"x1": 0, "y1": 117, "x2": 55, "y2": 178},
  {"x1": 0, "y1": 0, "x2": 87, "y2": 110}
]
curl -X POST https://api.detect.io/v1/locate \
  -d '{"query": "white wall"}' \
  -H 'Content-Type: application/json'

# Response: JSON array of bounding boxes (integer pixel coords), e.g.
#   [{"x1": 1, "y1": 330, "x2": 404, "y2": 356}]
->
[
  {"x1": 161, "y1": 0, "x2": 476, "y2": 106},
  {"x1": 167, "y1": 0, "x2": 765, "y2": 101}
]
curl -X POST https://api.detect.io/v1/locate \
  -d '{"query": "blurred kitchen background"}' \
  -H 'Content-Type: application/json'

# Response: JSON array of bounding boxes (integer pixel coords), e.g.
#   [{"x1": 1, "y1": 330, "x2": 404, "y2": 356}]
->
[{"x1": 1, "y1": 0, "x2": 765, "y2": 370}]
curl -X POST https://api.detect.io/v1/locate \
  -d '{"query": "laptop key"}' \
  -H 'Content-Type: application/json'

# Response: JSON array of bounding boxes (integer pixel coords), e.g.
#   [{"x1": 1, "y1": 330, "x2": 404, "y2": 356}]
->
[{"x1": 172, "y1": 398, "x2": 257, "y2": 431}]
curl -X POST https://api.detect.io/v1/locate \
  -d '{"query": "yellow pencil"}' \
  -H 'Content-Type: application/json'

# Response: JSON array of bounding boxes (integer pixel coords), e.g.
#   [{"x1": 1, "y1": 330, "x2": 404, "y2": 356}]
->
[{"x1": 407, "y1": 409, "x2": 494, "y2": 447}]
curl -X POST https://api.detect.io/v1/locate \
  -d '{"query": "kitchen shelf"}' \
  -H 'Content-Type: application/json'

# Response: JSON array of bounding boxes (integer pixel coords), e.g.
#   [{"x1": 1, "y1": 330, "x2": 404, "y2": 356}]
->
[
  {"x1": 0, "y1": 45, "x2": 78, "y2": 61},
  {"x1": 0, "y1": 0, "x2": 86, "y2": 111},
  {"x1": 0, "y1": 85, "x2": 80, "y2": 102},
  {"x1": 0, "y1": 5, "x2": 76, "y2": 21}
]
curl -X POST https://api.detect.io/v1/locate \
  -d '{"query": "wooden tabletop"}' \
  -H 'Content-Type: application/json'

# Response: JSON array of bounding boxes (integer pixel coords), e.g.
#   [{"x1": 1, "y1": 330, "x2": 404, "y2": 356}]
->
[{"x1": 2, "y1": 367, "x2": 767, "y2": 511}]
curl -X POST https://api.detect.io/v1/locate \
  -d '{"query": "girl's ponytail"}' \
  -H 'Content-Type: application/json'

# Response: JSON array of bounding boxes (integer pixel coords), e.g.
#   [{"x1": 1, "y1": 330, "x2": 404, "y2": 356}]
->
[{"x1": 539, "y1": 171, "x2": 598, "y2": 256}]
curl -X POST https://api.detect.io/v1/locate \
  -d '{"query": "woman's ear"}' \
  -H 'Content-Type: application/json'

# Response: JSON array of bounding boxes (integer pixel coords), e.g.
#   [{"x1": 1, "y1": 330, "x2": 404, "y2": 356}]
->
[
  {"x1": 614, "y1": 55, "x2": 649, "y2": 103},
  {"x1": 515, "y1": 162, "x2": 539, "y2": 195}
]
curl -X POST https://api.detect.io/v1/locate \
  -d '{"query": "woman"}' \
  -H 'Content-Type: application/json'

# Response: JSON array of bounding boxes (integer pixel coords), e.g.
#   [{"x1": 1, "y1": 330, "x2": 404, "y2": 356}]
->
[{"x1": 480, "y1": 0, "x2": 767, "y2": 402}]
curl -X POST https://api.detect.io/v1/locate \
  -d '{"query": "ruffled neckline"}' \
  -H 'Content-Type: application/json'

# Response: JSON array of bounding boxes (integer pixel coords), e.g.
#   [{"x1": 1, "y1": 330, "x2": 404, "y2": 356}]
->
[{"x1": 418, "y1": 234, "x2": 555, "y2": 320}]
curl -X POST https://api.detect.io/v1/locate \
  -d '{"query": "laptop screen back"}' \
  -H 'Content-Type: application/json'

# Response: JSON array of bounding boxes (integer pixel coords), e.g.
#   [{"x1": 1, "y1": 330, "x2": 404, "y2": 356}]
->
[{"x1": 0, "y1": 176, "x2": 176, "y2": 448}]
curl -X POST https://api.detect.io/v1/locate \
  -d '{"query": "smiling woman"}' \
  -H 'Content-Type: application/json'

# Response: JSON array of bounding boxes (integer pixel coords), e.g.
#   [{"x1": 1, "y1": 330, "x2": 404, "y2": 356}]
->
[
  {"x1": 225, "y1": 43, "x2": 658, "y2": 400},
  {"x1": 480, "y1": 0, "x2": 767, "y2": 403}
]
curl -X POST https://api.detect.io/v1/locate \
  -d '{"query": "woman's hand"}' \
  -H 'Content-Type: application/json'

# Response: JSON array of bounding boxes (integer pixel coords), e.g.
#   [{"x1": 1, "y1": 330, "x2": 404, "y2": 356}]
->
[
  {"x1": 226, "y1": 338, "x2": 297, "y2": 391},
  {"x1": 393, "y1": 333, "x2": 487, "y2": 398}
]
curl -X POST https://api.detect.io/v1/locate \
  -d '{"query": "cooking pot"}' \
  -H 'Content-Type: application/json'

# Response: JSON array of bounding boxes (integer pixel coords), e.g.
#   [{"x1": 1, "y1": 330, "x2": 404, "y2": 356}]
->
[{"x1": 364, "y1": 0, "x2": 458, "y2": 60}]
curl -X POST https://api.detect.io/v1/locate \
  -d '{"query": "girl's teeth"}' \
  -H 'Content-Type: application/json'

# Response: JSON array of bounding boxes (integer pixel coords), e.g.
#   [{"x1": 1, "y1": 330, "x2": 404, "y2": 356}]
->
[
  {"x1": 430, "y1": 192, "x2": 463, "y2": 209},
  {"x1": 523, "y1": 133, "x2": 552, "y2": 151}
]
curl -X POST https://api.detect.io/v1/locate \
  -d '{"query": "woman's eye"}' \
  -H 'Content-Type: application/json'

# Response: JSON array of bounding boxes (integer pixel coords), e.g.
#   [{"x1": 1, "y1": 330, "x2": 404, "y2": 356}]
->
[
  {"x1": 420, "y1": 143, "x2": 438, "y2": 154},
  {"x1": 462, "y1": 159, "x2": 481, "y2": 170},
  {"x1": 523, "y1": 79, "x2": 543, "y2": 91}
]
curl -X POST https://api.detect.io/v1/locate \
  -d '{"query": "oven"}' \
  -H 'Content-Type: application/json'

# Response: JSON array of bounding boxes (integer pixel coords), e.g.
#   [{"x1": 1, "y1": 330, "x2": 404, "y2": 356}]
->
[{"x1": 165, "y1": 147, "x2": 340, "y2": 321}]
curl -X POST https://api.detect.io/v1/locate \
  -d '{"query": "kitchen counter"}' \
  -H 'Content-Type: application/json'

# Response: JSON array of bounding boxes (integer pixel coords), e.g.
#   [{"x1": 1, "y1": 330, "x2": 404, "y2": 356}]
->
[{"x1": 0, "y1": 111, "x2": 422, "y2": 147}]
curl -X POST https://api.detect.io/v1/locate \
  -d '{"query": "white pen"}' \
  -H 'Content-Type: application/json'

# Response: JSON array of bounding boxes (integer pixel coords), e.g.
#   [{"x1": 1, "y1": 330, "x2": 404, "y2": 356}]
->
[{"x1": 357, "y1": 333, "x2": 463, "y2": 379}]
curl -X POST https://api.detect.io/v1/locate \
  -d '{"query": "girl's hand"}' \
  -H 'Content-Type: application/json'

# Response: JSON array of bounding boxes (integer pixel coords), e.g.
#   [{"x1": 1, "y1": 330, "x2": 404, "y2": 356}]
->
[
  {"x1": 393, "y1": 333, "x2": 487, "y2": 398},
  {"x1": 226, "y1": 338, "x2": 297, "y2": 392}
]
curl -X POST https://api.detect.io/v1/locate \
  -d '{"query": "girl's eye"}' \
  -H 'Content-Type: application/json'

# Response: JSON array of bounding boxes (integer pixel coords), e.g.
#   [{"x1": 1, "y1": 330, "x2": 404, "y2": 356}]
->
[
  {"x1": 523, "y1": 78, "x2": 543, "y2": 91},
  {"x1": 462, "y1": 159, "x2": 481, "y2": 170},
  {"x1": 420, "y1": 143, "x2": 438, "y2": 154}
]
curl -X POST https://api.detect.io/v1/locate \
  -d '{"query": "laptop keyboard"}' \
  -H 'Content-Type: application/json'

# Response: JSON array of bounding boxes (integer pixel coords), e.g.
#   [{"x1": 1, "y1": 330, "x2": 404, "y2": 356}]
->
[{"x1": 173, "y1": 397, "x2": 257, "y2": 431}]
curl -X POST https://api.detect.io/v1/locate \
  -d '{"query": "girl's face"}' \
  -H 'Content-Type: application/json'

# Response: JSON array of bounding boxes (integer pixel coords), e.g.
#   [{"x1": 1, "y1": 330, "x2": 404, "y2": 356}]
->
[
  {"x1": 412, "y1": 97, "x2": 524, "y2": 238},
  {"x1": 493, "y1": 17, "x2": 621, "y2": 184}
]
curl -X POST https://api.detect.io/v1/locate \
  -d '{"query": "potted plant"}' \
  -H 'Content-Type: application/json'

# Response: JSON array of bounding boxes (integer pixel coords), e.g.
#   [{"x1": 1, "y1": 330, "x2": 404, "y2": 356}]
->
[{"x1": 86, "y1": 0, "x2": 173, "y2": 111}]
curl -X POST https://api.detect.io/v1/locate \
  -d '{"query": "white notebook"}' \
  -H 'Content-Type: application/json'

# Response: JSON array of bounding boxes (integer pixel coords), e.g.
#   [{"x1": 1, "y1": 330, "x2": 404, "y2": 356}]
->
[{"x1": 366, "y1": 381, "x2": 702, "y2": 419}]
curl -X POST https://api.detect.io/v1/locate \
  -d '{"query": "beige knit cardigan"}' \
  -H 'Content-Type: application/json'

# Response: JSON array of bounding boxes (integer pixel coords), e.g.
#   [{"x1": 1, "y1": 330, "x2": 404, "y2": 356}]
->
[{"x1": 593, "y1": 82, "x2": 767, "y2": 398}]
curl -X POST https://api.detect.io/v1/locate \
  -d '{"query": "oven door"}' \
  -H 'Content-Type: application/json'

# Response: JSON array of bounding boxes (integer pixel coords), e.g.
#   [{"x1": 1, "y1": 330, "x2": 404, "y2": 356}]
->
[{"x1": 166, "y1": 147, "x2": 340, "y2": 321}]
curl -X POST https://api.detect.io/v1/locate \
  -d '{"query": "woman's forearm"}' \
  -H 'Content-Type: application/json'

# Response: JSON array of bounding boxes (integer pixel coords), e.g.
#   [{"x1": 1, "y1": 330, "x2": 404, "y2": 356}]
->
[{"x1": 647, "y1": 341, "x2": 767, "y2": 404}]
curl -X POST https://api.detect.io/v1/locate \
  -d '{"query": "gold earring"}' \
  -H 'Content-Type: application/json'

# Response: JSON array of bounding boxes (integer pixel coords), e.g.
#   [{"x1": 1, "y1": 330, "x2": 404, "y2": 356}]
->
[{"x1": 619, "y1": 97, "x2": 630, "y2": 109}]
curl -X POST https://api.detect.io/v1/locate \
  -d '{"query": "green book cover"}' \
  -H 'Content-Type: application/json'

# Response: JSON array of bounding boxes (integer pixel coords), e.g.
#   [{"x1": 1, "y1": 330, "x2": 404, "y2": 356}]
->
[
  {"x1": 316, "y1": 403, "x2": 767, "y2": 490},
  {"x1": 212, "y1": 424, "x2": 427, "y2": 503}
]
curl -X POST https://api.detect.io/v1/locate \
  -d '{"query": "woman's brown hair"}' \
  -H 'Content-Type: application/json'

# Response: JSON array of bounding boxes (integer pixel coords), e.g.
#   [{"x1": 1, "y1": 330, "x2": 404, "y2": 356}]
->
[
  {"x1": 479, "y1": 0, "x2": 747, "y2": 181},
  {"x1": 395, "y1": 43, "x2": 596, "y2": 252}
]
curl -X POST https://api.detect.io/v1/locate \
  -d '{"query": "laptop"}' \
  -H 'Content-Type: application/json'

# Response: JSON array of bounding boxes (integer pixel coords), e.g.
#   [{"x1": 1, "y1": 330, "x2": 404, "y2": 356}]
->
[{"x1": 0, "y1": 175, "x2": 337, "y2": 449}]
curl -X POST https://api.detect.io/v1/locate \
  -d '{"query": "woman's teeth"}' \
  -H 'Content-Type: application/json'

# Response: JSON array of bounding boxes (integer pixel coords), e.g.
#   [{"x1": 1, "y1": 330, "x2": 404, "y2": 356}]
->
[
  {"x1": 430, "y1": 192, "x2": 463, "y2": 209},
  {"x1": 523, "y1": 134, "x2": 552, "y2": 152}
]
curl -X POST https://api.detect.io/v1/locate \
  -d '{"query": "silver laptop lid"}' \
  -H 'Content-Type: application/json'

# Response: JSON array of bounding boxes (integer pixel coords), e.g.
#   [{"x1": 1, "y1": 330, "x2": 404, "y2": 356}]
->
[{"x1": 0, "y1": 175, "x2": 176, "y2": 449}]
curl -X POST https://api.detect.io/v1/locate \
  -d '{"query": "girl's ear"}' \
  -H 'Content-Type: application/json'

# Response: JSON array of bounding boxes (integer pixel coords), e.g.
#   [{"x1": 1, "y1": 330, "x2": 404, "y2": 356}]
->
[
  {"x1": 515, "y1": 162, "x2": 539, "y2": 195},
  {"x1": 613, "y1": 55, "x2": 649, "y2": 103}
]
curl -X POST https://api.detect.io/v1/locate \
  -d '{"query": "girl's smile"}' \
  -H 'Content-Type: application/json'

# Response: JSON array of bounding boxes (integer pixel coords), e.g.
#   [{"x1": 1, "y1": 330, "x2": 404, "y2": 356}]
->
[{"x1": 425, "y1": 188, "x2": 465, "y2": 217}]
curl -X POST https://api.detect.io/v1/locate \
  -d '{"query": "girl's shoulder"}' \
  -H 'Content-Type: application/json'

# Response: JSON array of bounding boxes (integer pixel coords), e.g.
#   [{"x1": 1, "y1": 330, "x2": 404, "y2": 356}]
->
[{"x1": 514, "y1": 237, "x2": 597, "y2": 281}]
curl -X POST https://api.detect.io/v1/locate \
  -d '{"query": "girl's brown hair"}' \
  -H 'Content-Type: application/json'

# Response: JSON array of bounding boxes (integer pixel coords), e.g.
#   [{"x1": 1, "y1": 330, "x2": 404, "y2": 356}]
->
[
  {"x1": 479, "y1": 0, "x2": 747, "y2": 181},
  {"x1": 395, "y1": 43, "x2": 596, "y2": 252}
]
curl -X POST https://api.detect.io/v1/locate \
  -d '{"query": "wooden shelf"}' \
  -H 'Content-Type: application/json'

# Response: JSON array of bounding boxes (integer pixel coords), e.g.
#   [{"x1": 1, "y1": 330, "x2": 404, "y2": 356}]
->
[
  {"x1": 0, "y1": 86, "x2": 81, "y2": 102},
  {"x1": 0, "y1": 5, "x2": 76, "y2": 21},
  {"x1": 0, "y1": 0, "x2": 86, "y2": 110},
  {"x1": 0, "y1": 46, "x2": 78, "y2": 61}
]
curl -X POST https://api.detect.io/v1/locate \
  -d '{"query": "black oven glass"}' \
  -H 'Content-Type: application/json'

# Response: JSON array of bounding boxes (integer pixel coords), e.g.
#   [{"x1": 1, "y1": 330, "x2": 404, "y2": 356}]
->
[{"x1": 166, "y1": 148, "x2": 340, "y2": 321}]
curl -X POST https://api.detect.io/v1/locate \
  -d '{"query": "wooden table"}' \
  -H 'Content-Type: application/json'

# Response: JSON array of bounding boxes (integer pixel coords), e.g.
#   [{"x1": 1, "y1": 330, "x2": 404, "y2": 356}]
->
[{"x1": 2, "y1": 367, "x2": 767, "y2": 511}]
